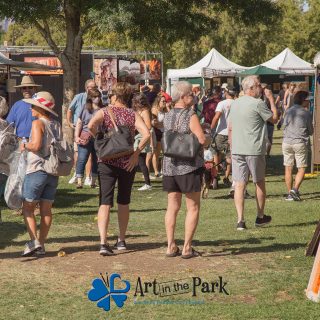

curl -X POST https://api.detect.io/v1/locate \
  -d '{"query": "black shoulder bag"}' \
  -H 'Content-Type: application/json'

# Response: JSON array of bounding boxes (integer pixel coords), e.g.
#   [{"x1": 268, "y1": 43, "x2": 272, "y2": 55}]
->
[
  {"x1": 161, "y1": 108, "x2": 201, "y2": 161},
  {"x1": 94, "y1": 107, "x2": 134, "y2": 161}
]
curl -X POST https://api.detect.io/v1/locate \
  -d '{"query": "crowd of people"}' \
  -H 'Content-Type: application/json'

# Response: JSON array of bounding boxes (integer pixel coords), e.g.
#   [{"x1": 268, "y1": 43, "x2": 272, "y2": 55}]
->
[{"x1": 0, "y1": 74, "x2": 314, "y2": 258}]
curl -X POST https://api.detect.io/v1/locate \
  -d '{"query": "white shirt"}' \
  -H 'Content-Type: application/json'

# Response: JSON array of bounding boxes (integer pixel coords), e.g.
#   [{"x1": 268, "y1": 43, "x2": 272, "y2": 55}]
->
[
  {"x1": 215, "y1": 99, "x2": 233, "y2": 136},
  {"x1": 204, "y1": 148, "x2": 214, "y2": 161}
]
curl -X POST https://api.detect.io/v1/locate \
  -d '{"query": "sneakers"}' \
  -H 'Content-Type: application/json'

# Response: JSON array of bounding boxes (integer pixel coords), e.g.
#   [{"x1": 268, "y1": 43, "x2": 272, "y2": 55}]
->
[
  {"x1": 255, "y1": 215, "x2": 272, "y2": 227},
  {"x1": 68, "y1": 173, "x2": 77, "y2": 184},
  {"x1": 22, "y1": 240, "x2": 42, "y2": 257},
  {"x1": 237, "y1": 221, "x2": 247, "y2": 231},
  {"x1": 114, "y1": 239, "x2": 127, "y2": 250},
  {"x1": 35, "y1": 246, "x2": 46, "y2": 256},
  {"x1": 99, "y1": 244, "x2": 115, "y2": 256},
  {"x1": 84, "y1": 176, "x2": 92, "y2": 186},
  {"x1": 289, "y1": 189, "x2": 301, "y2": 201},
  {"x1": 138, "y1": 184, "x2": 152, "y2": 191},
  {"x1": 285, "y1": 194, "x2": 294, "y2": 201}
]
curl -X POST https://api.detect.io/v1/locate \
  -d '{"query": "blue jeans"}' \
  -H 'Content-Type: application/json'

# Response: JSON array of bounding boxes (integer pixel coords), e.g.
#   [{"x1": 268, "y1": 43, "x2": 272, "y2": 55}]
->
[
  {"x1": 22, "y1": 171, "x2": 59, "y2": 203},
  {"x1": 76, "y1": 140, "x2": 98, "y2": 178}
]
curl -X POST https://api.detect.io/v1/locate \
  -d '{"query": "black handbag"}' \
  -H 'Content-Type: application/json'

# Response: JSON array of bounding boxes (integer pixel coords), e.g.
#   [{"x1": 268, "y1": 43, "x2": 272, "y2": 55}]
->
[
  {"x1": 94, "y1": 107, "x2": 134, "y2": 161},
  {"x1": 161, "y1": 108, "x2": 201, "y2": 161}
]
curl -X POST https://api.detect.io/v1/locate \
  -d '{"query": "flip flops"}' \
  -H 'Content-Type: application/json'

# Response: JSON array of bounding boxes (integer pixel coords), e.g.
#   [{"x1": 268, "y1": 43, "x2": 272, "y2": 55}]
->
[
  {"x1": 181, "y1": 248, "x2": 201, "y2": 259},
  {"x1": 165, "y1": 247, "x2": 181, "y2": 257}
]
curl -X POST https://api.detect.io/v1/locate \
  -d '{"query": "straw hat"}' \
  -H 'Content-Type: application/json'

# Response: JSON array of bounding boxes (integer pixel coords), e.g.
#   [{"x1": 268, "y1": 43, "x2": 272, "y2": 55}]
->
[
  {"x1": 23, "y1": 91, "x2": 58, "y2": 117},
  {"x1": 14, "y1": 75, "x2": 41, "y2": 88}
]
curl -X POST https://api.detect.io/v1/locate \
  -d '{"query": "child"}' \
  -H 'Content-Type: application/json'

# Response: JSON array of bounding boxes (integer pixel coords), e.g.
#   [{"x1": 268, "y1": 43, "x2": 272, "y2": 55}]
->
[{"x1": 202, "y1": 145, "x2": 218, "y2": 199}]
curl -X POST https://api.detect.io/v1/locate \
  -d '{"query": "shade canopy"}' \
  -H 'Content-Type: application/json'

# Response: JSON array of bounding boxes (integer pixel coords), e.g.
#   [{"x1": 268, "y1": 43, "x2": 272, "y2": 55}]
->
[
  {"x1": 0, "y1": 52, "x2": 61, "y2": 71},
  {"x1": 261, "y1": 48, "x2": 314, "y2": 75},
  {"x1": 167, "y1": 48, "x2": 248, "y2": 79},
  {"x1": 238, "y1": 65, "x2": 287, "y2": 76}
]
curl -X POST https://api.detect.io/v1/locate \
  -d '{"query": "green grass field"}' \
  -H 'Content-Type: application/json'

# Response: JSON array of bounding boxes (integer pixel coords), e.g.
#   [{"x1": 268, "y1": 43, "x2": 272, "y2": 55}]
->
[{"x1": 0, "y1": 131, "x2": 319, "y2": 320}]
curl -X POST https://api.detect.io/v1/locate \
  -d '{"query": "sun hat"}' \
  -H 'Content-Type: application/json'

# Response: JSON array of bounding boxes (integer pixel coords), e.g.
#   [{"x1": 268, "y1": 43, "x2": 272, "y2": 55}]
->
[
  {"x1": 14, "y1": 75, "x2": 42, "y2": 88},
  {"x1": 23, "y1": 91, "x2": 58, "y2": 117},
  {"x1": 221, "y1": 83, "x2": 228, "y2": 90}
]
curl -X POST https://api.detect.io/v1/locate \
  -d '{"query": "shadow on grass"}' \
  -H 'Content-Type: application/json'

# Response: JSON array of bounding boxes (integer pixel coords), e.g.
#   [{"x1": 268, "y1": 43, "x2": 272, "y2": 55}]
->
[
  {"x1": 0, "y1": 222, "x2": 26, "y2": 249},
  {"x1": 57, "y1": 208, "x2": 166, "y2": 216}
]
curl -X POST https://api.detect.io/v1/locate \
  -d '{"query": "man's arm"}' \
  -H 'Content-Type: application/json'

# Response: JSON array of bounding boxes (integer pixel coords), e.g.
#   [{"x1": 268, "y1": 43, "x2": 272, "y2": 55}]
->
[
  {"x1": 264, "y1": 89, "x2": 278, "y2": 124},
  {"x1": 211, "y1": 111, "x2": 222, "y2": 129}
]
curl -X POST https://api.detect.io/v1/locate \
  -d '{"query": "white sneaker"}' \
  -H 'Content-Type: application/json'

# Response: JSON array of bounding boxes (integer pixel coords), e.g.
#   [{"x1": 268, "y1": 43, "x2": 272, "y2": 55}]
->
[
  {"x1": 84, "y1": 177, "x2": 92, "y2": 186},
  {"x1": 138, "y1": 184, "x2": 152, "y2": 191},
  {"x1": 35, "y1": 246, "x2": 46, "y2": 256},
  {"x1": 22, "y1": 240, "x2": 42, "y2": 257},
  {"x1": 68, "y1": 173, "x2": 76, "y2": 184}
]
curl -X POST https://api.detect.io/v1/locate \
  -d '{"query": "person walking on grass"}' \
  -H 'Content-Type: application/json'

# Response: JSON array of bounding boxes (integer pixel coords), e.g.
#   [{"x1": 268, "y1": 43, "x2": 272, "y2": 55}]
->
[
  {"x1": 67, "y1": 79, "x2": 96, "y2": 186},
  {"x1": 229, "y1": 75, "x2": 278, "y2": 231},
  {"x1": 20, "y1": 92, "x2": 61, "y2": 256},
  {"x1": 282, "y1": 90, "x2": 313, "y2": 201},
  {"x1": 163, "y1": 81, "x2": 210, "y2": 259},
  {"x1": 132, "y1": 93, "x2": 155, "y2": 191},
  {"x1": 88, "y1": 82, "x2": 150, "y2": 256}
]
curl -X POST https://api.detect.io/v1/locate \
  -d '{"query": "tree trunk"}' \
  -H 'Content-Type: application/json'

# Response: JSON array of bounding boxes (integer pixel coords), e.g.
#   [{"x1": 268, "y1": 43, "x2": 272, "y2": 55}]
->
[{"x1": 60, "y1": 50, "x2": 80, "y2": 143}]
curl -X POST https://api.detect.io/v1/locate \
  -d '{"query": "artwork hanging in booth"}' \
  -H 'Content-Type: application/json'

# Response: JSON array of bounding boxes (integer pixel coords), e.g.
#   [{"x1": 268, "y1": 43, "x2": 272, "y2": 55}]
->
[
  {"x1": 140, "y1": 59, "x2": 161, "y2": 81},
  {"x1": 24, "y1": 57, "x2": 63, "y2": 75},
  {"x1": 118, "y1": 59, "x2": 141, "y2": 86},
  {"x1": 94, "y1": 58, "x2": 118, "y2": 94}
]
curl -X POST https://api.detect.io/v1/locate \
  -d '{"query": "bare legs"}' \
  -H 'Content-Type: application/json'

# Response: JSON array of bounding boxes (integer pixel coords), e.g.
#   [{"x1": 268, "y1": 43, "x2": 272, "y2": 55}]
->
[
  {"x1": 23, "y1": 200, "x2": 53, "y2": 247},
  {"x1": 234, "y1": 179, "x2": 266, "y2": 222},
  {"x1": 165, "y1": 191, "x2": 200, "y2": 256},
  {"x1": 152, "y1": 142, "x2": 162, "y2": 175},
  {"x1": 285, "y1": 165, "x2": 305, "y2": 192},
  {"x1": 97, "y1": 204, "x2": 130, "y2": 244}
]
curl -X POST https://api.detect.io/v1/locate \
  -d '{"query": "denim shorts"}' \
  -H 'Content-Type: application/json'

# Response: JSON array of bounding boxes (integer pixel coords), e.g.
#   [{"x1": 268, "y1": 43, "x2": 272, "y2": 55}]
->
[{"x1": 22, "y1": 171, "x2": 59, "y2": 203}]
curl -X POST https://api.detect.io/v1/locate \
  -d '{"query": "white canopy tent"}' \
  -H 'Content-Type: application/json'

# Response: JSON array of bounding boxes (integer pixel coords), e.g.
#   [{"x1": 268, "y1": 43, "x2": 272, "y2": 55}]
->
[
  {"x1": 261, "y1": 48, "x2": 314, "y2": 75},
  {"x1": 167, "y1": 48, "x2": 248, "y2": 80}
]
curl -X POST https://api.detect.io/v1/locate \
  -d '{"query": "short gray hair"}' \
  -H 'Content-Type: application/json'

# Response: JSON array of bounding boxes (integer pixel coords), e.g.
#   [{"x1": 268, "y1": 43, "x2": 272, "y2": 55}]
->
[
  {"x1": 242, "y1": 75, "x2": 259, "y2": 93},
  {"x1": 171, "y1": 81, "x2": 192, "y2": 103},
  {"x1": 0, "y1": 96, "x2": 8, "y2": 118}
]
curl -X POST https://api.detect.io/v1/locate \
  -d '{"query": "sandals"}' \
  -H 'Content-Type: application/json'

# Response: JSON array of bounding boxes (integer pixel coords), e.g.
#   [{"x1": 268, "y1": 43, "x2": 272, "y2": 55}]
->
[
  {"x1": 165, "y1": 247, "x2": 181, "y2": 257},
  {"x1": 181, "y1": 248, "x2": 201, "y2": 259}
]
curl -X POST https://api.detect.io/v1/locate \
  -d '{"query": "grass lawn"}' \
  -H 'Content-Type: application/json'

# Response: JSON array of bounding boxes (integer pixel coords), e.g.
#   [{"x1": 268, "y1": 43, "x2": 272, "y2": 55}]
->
[{"x1": 0, "y1": 130, "x2": 319, "y2": 320}]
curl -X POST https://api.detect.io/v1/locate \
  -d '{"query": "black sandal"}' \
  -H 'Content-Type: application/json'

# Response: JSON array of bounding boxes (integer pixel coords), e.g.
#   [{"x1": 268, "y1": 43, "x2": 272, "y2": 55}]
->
[
  {"x1": 181, "y1": 248, "x2": 201, "y2": 259},
  {"x1": 165, "y1": 247, "x2": 180, "y2": 257}
]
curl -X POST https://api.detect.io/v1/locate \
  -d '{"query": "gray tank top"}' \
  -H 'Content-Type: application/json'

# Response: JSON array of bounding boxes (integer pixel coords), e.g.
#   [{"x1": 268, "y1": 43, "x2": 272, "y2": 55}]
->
[
  {"x1": 26, "y1": 118, "x2": 62, "y2": 174},
  {"x1": 162, "y1": 108, "x2": 204, "y2": 176}
]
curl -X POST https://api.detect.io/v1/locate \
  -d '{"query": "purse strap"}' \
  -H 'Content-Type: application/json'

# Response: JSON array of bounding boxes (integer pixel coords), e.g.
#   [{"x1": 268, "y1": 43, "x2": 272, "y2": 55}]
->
[
  {"x1": 106, "y1": 106, "x2": 119, "y2": 132},
  {"x1": 173, "y1": 107, "x2": 191, "y2": 132}
]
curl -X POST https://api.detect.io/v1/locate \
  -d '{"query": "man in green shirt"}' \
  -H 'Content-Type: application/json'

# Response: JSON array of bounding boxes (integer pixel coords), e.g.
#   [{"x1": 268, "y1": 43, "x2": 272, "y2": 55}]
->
[{"x1": 229, "y1": 76, "x2": 278, "y2": 230}]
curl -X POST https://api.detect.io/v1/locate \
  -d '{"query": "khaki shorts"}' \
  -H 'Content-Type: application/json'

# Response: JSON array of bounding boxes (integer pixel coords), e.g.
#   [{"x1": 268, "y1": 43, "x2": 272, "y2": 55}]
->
[
  {"x1": 232, "y1": 154, "x2": 266, "y2": 183},
  {"x1": 282, "y1": 142, "x2": 308, "y2": 168}
]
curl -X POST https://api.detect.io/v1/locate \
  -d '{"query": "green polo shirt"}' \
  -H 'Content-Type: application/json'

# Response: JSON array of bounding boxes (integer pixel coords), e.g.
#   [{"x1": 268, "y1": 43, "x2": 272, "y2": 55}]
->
[{"x1": 229, "y1": 95, "x2": 272, "y2": 155}]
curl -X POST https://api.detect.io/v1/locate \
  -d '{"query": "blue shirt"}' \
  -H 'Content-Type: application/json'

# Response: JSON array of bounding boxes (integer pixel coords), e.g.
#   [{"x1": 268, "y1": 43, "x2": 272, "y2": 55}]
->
[
  {"x1": 6, "y1": 100, "x2": 33, "y2": 138},
  {"x1": 69, "y1": 92, "x2": 87, "y2": 125}
]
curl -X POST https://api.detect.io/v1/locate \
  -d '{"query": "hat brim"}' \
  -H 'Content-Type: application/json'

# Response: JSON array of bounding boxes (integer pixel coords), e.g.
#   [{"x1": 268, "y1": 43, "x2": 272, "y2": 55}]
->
[
  {"x1": 22, "y1": 98, "x2": 58, "y2": 117},
  {"x1": 14, "y1": 84, "x2": 42, "y2": 88}
]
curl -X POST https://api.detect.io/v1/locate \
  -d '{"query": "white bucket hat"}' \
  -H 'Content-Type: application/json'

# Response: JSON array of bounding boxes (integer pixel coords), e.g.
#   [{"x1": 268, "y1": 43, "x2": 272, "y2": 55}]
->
[{"x1": 23, "y1": 91, "x2": 58, "y2": 117}]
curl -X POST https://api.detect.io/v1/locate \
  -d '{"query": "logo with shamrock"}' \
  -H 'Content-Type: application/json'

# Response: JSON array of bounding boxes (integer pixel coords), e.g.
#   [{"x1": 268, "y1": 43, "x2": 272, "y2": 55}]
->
[{"x1": 88, "y1": 273, "x2": 131, "y2": 312}]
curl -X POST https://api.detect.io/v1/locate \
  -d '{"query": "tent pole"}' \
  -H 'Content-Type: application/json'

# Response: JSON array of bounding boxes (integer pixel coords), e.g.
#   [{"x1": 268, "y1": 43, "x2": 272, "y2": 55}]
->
[{"x1": 311, "y1": 66, "x2": 317, "y2": 174}]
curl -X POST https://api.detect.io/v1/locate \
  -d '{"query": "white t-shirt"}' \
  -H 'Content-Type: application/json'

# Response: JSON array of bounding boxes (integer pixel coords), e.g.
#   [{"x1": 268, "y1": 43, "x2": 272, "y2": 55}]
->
[{"x1": 215, "y1": 99, "x2": 233, "y2": 136}]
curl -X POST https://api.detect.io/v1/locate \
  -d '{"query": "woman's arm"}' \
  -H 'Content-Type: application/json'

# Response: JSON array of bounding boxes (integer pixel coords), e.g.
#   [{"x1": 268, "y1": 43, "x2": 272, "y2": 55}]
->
[
  {"x1": 88, "y1": 109, "x2": 104, "y2": 137},
  {"x1": 21, "y1": 119, "x2": 44, "y2": 152},
  {"x1": 74, "y1": 118, "x2": 83, "y2": 144},
  {"x1": 283, "y1": 90, "x2": 289, "y2": 110},
  {"x1": 190, "y1": 114, "x2": 210, "y2": 146},
  {"x1": 125, "y1": 113, "x2": 151, "y2": 172}
]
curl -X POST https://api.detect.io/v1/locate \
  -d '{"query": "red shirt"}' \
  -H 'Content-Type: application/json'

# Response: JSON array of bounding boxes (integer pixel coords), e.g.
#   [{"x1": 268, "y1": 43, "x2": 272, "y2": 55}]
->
[{"x1": 201, "y1": 98, "x2": 220, "y2": 124}]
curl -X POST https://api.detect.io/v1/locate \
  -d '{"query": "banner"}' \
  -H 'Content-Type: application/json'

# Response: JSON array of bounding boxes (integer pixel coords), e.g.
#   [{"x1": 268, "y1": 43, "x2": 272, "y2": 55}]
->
[
  {"x1": 140, "y1": 59, "x2": 161, "y2": 81},
  {"x1": 118, "y1": 59, "x2": 141, "y2": 85},
  {"x1": 24, "y1": 57, "x2": 63, "y2": 75}
]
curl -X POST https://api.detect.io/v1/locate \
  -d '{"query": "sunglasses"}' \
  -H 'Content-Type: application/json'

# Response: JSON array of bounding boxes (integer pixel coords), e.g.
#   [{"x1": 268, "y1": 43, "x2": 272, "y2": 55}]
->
[{"x1": 21, "y1": 87, "x2": 34, "y2": 90}]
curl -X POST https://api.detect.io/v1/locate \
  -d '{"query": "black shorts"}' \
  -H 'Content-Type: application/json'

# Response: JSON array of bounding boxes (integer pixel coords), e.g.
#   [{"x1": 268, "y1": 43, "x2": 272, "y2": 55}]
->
[
  {"x1": 98, "y1": 163, "x2": 136, "y2": 207},
  {"x1": 162, "y1": 168, "x2": 203, "y2": 193},
  {"x1": 154, "y1": 128, "x2": 163, "y2": 142}
]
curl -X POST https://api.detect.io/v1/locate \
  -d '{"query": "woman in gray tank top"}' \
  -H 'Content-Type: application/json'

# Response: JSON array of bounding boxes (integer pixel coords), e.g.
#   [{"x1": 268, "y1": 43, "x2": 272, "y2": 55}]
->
[
  {"x1": 162, "y1": 81, "x2": 210, "y2": 259},
  {"x1": 20, "y1": 91, "x2": 61, "y2": 257}
]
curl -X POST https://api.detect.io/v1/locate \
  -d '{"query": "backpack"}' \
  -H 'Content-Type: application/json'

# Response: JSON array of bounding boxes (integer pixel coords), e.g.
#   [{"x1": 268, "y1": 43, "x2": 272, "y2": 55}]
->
[{"x1": 41, "y1": 119, "x2": 74, "y2": 177}]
